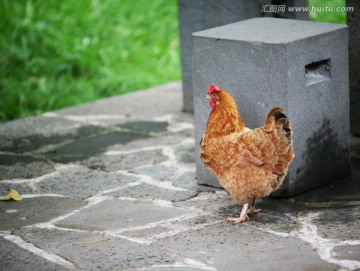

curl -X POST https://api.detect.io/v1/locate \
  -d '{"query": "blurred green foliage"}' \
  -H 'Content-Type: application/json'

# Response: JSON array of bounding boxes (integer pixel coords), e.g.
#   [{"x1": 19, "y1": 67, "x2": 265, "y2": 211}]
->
[
  {"x1": 0, "y1": 0, "x2": 347, "y2": 122},
  {"x1": 308, "y1": 0, "x2": 346, "y2": 23},
  {"x1": 0, "y1": 0, "x2": 180, "y2": 122}
]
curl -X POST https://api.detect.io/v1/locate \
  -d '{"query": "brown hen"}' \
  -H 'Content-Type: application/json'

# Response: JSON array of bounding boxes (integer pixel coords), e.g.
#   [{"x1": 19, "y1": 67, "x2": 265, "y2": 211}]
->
[{"x1": 200, "y1": 84, "x2": 294, "y2": 223}]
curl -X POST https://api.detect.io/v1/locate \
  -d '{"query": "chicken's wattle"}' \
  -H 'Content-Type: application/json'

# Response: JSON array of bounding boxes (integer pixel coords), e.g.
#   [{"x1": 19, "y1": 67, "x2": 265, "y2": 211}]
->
[{"x1": 209, "y1": 98, "x2": 217, "y2": 109}]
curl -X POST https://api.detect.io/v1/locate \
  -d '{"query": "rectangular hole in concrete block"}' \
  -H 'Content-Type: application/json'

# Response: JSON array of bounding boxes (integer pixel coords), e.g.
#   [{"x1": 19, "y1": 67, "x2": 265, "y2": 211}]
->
[{"x1": 305, "y1": 59, "x2": 331, "y2": 86}]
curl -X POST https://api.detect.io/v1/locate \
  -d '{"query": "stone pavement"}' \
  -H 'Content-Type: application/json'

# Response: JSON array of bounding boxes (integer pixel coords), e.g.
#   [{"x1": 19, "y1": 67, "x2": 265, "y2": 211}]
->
[{"x1": 0, "y1": 82, "x2": 359, "y2": 271}]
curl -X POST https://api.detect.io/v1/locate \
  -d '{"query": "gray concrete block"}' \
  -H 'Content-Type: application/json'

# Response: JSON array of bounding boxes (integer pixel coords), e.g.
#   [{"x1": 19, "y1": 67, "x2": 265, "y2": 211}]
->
[
  {"x1": 193, "y1": 18, "x2": 351, "y2": 197},
  {"x1": 347, "y1": 0, "x2": 360, "y2": 135},
  {"x1": 178, "y1": 0, "x2": 308, "y2": 112},
  {"x1": 178, "y1": 0, "x2": 271, "y2": 112}
]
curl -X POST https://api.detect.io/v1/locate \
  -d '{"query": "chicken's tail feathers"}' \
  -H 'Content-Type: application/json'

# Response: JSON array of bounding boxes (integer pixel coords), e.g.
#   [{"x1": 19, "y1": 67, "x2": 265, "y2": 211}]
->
[
  {"x1": 265, "y1": 107, "x2": 292, "y2": 141},
  {"x1": 265, "y1": 107, "x2": 295, "y2": 191},
  {"x1": 265, "y1": 107, "x2": 294, "y2": 162}
]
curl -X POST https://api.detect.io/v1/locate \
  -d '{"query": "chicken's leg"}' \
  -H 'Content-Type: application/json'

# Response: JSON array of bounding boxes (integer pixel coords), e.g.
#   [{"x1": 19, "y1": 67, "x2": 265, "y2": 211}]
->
[
  {"x1": 226, "y1": 203, "x2": 249, "y2": 224},
  {"x1": 247, "y1": 198, "x2": 261, "y2": 215}
]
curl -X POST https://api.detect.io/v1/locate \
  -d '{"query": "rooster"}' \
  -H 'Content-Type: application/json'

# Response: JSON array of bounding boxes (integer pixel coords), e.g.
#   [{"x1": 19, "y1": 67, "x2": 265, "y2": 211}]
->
[{"x1": 200, "y1": 84, "x2": 294, "y2": 223}]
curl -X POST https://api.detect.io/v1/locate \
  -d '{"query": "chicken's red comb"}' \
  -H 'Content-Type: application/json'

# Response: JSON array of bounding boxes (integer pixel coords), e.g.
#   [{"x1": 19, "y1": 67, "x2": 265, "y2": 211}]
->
[{"x1": 207, "y1": 84, "x2": 221, "y2": 94}]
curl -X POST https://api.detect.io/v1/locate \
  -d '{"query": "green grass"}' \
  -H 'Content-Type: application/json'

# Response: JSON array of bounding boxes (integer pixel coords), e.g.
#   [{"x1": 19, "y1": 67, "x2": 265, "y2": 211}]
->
[
  {"x1": 0, "y1": 0, "x2": 347, "y2": 123},
  {"x1": 0, "y1": 0, "x2": 180, "y2": 122}
]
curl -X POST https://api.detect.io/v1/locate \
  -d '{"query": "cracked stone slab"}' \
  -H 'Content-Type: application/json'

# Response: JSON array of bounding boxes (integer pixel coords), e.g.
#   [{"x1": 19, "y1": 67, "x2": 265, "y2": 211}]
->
[
  {"x1": 0, "y1": 116, "x2": 82, "y2": 148},
  {"x1": 43, "y1": 131, "x2": 150, "y2": 163},
  {"x1": 107, "y1": 132, "x2": 193, "y2": 153},
  {"x1": 172, "y1": 171, "x2": 210, "y2": 192},
  {"x1": 173, "y1": 143, "x2": 196, "y2": 164},
  {"x1": 170, "y1": 111, "x2": 195, "y2": 124},
  {"x1": 173, "y1": 215, "x2": 219, "y2": 229},
  {"x1": 120, "y1": 215, "x2": 221, "y2": 245},
  {"x1": 78, "y1": 148, "x2": 167, "y2": 171},
  {"x1": 169, "y1": 130, "x2": 195, "y2": 139},
  {"x1": 332, "y1": 244, "x2": 360, "y2": 261},
  {"x1": 57, "y1": 198, "x2": 191, "y2": 231},
  {"x1": 152, "y1": 221, "x2": 337, "y2": 271},
  {"x1": 121, "y1": 225, "x2": 170, "y2": 239},
  {"x1": 36, "y1": 166, "x2": 138, "y2": 199},
  {"x1": 0, "y1": 119, "x2": 106, "y2": 154},
  {"x1": 14, "y1": 227, "x2": 176, "y2": 270},
  {"x1": 105, "y1": 183, "x2": 198, "y2": 202},
  {"x1": 130, "y1": 165, "x2": 180, "y2": 182},
  {"x1": 305, "y1": 205, "x2": 360, "y2": 240},
  {"x1": 0, "y1": 237, "x2": 69, "y2": 271},
  {"x1": 0, "y1": 196, "x2": 85, "y2": 230},
  {"x1": 0, "y1": 154, "x2": 55, "y2": 179},
  {"x1": 117, "y1": 121, "x2": 169, "y2": 135}
]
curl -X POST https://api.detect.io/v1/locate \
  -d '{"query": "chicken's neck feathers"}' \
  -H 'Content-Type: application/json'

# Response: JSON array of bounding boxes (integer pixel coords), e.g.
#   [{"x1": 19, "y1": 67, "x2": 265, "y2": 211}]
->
[{"x1": 205, "y1": 93, "x2": 247, "y2": 138}]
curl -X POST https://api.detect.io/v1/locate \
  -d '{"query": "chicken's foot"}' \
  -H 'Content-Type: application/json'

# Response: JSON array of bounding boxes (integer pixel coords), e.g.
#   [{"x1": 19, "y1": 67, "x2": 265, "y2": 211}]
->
[
  {"x1": 226, "y1": 203, "x2": 249, "y2": 224},
  {"x1": 226, "y1": 199, "x2": 261, "y2": 224}
]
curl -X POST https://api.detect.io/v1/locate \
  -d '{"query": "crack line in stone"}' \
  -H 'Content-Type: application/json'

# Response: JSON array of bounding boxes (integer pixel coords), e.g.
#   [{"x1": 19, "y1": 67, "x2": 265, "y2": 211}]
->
[
  {"x1": 95, "y1": 181, "x2": 142, "y2": 196},
  {"x1": 104, "y1": 146, "x2": 165, "y2": 156},
  {"x1": 292, "y1": 214, "x2": 360, "y2": 270},
  {"x1": 167, "y1": 122, "x2": 195, "y2": 133},
  {"x1": 112, "y1": 196, "x2": 176, "y2": 208},
  {"x1": 249, "y1": 210, "x2": 360, "y2": 270},
  {"x1": 103, "y1": 214, "x2": 222, "y2": 245},
  {"x1": 185, "y1": 191, "x2": 360, "y2": 270},
  {"x1": 1, "y1": 171, "x2": 61, "y2": 184},
  {"x1": 116, "y1": 170, "x2": 190, "y2": 192},
  {"x1": 32, "y1": 196, "x2": 109, "y2": 229},
  {"x1": 136, "y1": 259, "x2": 218, "y2": 271},
  {"x1": 152, "y1": 114, "x2": 173, "y2": 122},
  {"x1": 3, "y1": 234, "x2": 80, "y2": 271},
  {"x1": 146, "y1": 220, "x2": 221, "y2": 244},
  {"x1": 136, "y1": 249, "x2": 219, "y2": 271},
  {"x1": 22, "y1": 193, "x2": 67, "y2": 198},
  {"x1": 105, "y1": 213, "x2": 199, "y2": 235}
]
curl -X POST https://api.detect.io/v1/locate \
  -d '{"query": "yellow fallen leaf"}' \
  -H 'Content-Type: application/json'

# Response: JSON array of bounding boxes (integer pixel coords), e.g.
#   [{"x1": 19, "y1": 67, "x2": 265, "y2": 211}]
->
[{"x1": 1, "y1": 189, "x2": 23, "y2": 201}]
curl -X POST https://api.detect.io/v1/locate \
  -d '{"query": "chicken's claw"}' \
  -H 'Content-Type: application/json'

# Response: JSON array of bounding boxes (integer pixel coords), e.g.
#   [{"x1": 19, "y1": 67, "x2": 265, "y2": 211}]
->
[
  {"x1": 226, "y1": 215, "x2": 249, "y2": 224},
  {"x1": 225, "y1": 203, "x2": 250, "y2": 224},
  {"x1": 247, "y1": 207, "x2": 261, "y2": 215}
]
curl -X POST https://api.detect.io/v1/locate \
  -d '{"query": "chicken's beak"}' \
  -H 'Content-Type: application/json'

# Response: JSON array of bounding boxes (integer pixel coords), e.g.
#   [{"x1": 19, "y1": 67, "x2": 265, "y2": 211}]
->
[{"x1": 205, "y1": 94, "x2": 211, "y2": 99}]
